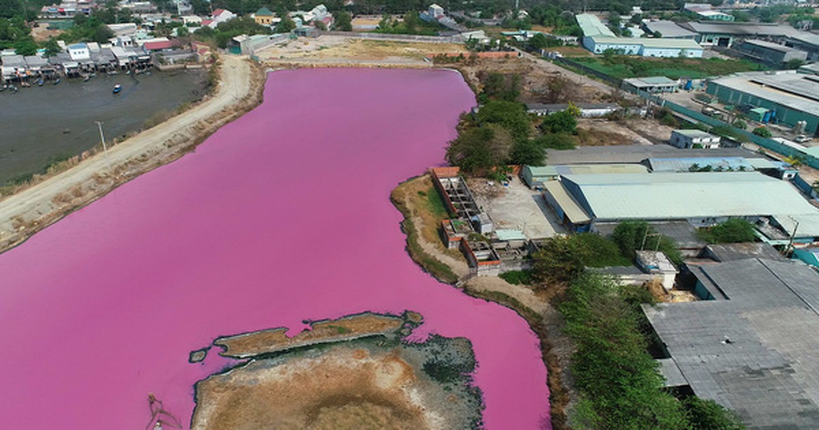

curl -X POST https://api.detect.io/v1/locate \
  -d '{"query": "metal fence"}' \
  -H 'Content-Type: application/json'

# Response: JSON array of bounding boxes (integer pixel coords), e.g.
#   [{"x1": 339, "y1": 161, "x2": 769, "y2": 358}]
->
[{"x1": 553, "y1": 57, "x2": 624, "y2": 87}]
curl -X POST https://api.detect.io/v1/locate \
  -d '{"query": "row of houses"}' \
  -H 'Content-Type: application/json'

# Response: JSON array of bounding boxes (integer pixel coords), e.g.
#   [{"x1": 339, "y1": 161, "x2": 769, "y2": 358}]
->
[{"x1": 0, "y1": 39, "x2": 193, "y2": 81}]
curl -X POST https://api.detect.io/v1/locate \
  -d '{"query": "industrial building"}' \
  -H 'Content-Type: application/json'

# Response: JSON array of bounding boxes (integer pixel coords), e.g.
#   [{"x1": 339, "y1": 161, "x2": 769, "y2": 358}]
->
[
  {"x1": 622, "y1": 76, "x2": 681, "y2": 93},
  {"x1": 525, "y1": 103, "x2": 620, "y2": 117},
  {"x1": 521, "y1": 164, "x2": 648, "y2": 188},
  {"x1": 643, "y1": 258, "x2": 819, "y2": 428},
  {"x1": 542, "y1": 172, "x2": 819, "y2": 233},
  {"x1": 577, "y1": 13, "x2": 703, "y2": 57},
  {"x1": 706, "y1": 71, "x2": 819, "y2": 136},
  {"x1": 679, "y1": 21, "x2": 799, "y2": 47},
  {"x1": 669, "y1": 129, "x2": 721, "y2": 149},
  {"x1": 584, "y1": 36, "x2": 703, "y2": 58},
  {"x1": 683, "y1": 3, "x2": 735, "y2": 21},
  {"x1": 734, "y1": 39, "x2": 807, "y2": 67},
  {"x1": 642, "y1": 20, "x2": 698, "y2": 39},
  {"x1": 543, "y1": 144, "x2": 767, "y2": 165}
]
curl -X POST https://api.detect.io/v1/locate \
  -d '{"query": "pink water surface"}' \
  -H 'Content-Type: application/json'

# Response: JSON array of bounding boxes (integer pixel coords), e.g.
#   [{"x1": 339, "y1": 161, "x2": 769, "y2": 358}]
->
[{"x1": 0, "y1": 69, "x2": 550, "y2": 429}]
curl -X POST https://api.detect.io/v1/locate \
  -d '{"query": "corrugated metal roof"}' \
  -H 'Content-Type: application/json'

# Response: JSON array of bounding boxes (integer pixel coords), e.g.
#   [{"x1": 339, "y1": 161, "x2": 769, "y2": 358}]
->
[
  {"x1": 709, "y1": 72, "x2": 819, "y2": 117},
  {"x1": 643, "y1": 259, "x2": 819, "y2": 428},
  {"x1": 561, "y1": 172, "x2": 819, "y2": 221},
  {"x1": 526, "y1": 164, "x2": 648, "y2": 178},
  {"x1": 543, "y1": 181, "x2": 591, "y2": 223},
  {"x1": 644, "y1": 20, "x2": 698, "y2": 38},
  {"x1": 545, "y1": 145, "x2": 765, "y2": 165},
  {"x1": 576, "y1": 14, "x2": 616, "y2": 38},
  {"x1": 772, "y1": 213, "x2": 819, "y2": 237},
  {"x1": 647, "y1": 157, "x2": 755, "y2": 172}
]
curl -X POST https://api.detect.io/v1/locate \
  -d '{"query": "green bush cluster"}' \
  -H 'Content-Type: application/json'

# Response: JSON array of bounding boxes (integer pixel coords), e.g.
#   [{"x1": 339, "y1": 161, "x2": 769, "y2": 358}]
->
[{"x1": 698, "y1": 219, "x2": 757, "y2": 244}]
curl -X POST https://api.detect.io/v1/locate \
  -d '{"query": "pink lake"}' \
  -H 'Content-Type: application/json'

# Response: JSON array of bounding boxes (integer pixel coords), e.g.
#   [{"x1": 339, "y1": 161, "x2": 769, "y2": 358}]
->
[{"x1": 0, "y1": 69, "x2": 550, "y2": 429}]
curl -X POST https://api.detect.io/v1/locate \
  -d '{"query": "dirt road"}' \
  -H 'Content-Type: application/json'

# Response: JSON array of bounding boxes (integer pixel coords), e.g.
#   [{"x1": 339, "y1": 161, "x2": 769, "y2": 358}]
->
[{"x1": 0, "y1": 55, "x2": 264, "y2": 252}]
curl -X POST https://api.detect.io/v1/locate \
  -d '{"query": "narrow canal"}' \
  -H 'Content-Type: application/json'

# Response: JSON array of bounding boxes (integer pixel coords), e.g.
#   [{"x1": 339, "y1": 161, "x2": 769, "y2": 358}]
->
[{"x1": 0, "y1": 70, "x2": 205, "y2": 185}]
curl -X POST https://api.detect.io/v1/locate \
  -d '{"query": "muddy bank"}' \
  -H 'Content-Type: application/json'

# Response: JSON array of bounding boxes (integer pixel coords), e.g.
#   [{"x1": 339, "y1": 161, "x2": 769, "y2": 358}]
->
[{"x1": 191, "y1": 312, "x2": 483, "y2": 430}]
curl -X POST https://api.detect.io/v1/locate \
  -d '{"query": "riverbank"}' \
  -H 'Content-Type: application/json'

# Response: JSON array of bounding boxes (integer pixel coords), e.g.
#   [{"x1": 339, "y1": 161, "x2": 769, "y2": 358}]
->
[
  {"x1": 0, "y1": 55, "x2": 266, "y2": 253},
  {"x1": 391, "y1": 174, "x2": 574, "y2": 429}
]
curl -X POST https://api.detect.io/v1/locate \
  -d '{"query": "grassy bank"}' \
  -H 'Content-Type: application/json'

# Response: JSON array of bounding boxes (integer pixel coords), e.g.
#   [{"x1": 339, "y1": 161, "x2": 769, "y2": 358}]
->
[
  {"x1": 390, "y1": 176, "x2": 459, "y2": 284},
  {"x1": 569, "y1": 56, "x2": 763, "y2": 79}
]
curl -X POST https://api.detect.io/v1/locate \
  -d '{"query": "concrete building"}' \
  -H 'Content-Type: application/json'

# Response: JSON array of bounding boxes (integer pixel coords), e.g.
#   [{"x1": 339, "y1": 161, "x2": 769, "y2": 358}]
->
[
  {"x1": 542, "y1": 172, "x2": 819, "y2": 231},
  {"x1": 584, "y1": 36, "x2": 703, "y2": 57},
  {"x1": 706, "y1": 71, "x2": 819, "y2": 136},
  {"x1": 253, "y1": 7, "x2": 275, "y2": 26},
  {"x1": 670, "y1": 129, "x2": 721, "y2": 149},
  {"x1": 623, "y1": 76, "x2": 680, "y2": 93},
  {"x1": 684, "y1": 3, "x2": 735, "y2": 22},
  {"x1": 644, "y1": 258, "x2": 819, "y2": 428},
  {"x1": 735, "y1": 39, "x2": 807, "y2": 67},
  {"x1": 67, "y1": 43, "x2": 90, "y2": 61},
  {"x1": 635, "y1": 251, "x2": 678, "y2": 292},
  {"x1": 209, "y1": 8, "x2": 236, "y2": 28},
  {"x1": 461, "y1": 240, "x2": 501, "y2": 276}
]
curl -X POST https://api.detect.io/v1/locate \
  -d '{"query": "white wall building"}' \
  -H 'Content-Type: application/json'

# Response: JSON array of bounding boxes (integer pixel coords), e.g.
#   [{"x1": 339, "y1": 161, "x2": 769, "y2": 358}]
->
[
  {"x1": 670, "y1": 129, "x2": 722, "y2": 149},
  {"x1": 68, "y1": 43, "x2": 90, "y2": 61}
]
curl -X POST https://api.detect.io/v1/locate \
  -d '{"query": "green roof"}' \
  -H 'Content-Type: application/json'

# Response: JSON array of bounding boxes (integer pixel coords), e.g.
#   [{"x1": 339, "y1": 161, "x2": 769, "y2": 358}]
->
[
  {"x1": 495, "y1": 229, "x2": 527, "y2": 241},
  {"x1": 576, "y1": 14, "x2": 616, "y2": 38},
  {"x1": 256, "y1": 7, "x2": 274, "y2": 16}
]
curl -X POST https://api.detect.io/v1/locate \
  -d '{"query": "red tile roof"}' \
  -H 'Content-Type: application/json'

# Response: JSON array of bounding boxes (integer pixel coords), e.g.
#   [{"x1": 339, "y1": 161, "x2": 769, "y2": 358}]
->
[
  {"x1": 144, "y1": 40, "x2": 180, "y2": 51},
  {"x1": 212, "y1": 8, "x2": 226, "y2": 16}
]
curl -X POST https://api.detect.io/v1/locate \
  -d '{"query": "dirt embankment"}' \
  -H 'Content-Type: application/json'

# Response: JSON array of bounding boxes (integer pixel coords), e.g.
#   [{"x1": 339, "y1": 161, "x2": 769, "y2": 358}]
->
[
  {"x1": 391, "y1": 175, "x2": 574, "y2": 429},
  {"x1": 0, "y1": 55, "x2": 267, "y2": 254}
]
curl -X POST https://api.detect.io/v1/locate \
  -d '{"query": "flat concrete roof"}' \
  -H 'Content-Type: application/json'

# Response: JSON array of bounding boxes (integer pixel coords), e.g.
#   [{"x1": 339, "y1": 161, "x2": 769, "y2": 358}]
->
[{"x1": 644, "y1": 258, "x2": 819, "y2": 428}]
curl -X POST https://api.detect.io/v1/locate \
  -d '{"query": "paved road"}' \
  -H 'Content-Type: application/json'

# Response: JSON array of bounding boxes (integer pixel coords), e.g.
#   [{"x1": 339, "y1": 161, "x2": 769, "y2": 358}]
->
[{"x1": 0, "y1": 55, "x2": 256, "y2": 251}]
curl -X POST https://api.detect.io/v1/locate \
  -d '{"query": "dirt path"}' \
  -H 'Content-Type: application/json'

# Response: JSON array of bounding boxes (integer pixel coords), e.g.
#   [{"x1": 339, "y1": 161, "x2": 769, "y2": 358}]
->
[{"x1": 0, "y1": 55, "x2": 264, "y2": 252}]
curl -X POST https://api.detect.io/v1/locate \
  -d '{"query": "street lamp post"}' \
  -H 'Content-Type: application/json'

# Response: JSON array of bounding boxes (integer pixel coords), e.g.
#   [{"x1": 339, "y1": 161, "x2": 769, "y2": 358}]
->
[{"x1": 95, "y1": 121, "x2": 107, "y2": 152}]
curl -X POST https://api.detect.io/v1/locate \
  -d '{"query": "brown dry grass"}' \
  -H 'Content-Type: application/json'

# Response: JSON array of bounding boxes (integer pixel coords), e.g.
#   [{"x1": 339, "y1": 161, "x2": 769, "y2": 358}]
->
[
  {"x1": 215, "y1": 313, "x2": 404, "y2": 358},
  {"x1": 258, "y1": 36, "x2": 465, "y2": 63}
]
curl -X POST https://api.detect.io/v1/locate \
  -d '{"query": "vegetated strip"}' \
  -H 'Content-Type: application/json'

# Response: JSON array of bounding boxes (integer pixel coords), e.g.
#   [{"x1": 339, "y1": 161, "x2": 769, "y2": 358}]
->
[{"x1": 213, "y1": 312, "x2": 409, "y2": 359}]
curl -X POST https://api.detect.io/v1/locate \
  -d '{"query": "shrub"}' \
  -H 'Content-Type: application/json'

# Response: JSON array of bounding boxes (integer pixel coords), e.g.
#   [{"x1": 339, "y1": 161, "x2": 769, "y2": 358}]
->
[
  {"x1": 540, "y1": 110, "x2": 577, "y2": 134},
  {"x1": 499, "y1": 270, "x2": 533, "y2": 285},
  {"x1": 533, "y1": 133, "x2": 576, "y2": 150},
  {"x1": 752, "y1": 126, "x2": 772, "y2": 138},
  {"x1": 698, "y1": 219, "x2": 757, "y2": 244},
  {"x1": 611, "y1": 220, "x2": 682, "y2": 265}
]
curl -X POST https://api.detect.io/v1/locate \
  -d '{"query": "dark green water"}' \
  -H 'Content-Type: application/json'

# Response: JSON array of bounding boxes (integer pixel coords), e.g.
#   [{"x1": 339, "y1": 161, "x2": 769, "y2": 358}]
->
[{"x1": 0, "y1": 70, "x2": 206, "y2": 185}]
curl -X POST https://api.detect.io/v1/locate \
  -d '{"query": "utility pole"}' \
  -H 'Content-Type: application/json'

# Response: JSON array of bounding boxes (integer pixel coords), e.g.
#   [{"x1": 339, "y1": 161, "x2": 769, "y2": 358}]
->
[
  {"x1": 786, "y1": 217, "x2": 800, "y2": 256},
  {"x1": 95, "y1": 121, "x2": 107, "y2": 152}
]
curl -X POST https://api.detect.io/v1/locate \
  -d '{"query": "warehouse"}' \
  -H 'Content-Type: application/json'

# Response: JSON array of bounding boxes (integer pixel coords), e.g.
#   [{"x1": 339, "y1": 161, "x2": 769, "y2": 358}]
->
[
  {"x1": 644, "y1": 258, "x2": 819, "y2": 429},
  {"x1": 680, "y1": 21, "x2": 798, "y2": 47},
  {"x1": 642, "y1": 20, "x2": 698, "y2": 39},
  {"x1": 542, "y1": 172, "x2": 819, "y2": 230},
  {"x1": 521, "y1": 164, "x2": 648, "y2": 188},
  {"x1": 734, "y1": 39, "x2": 807, "y2": 67},
  {"x1": 584, "y1": 37, "x2": 704, "y2": 58},
  {"x1": 706, "y1": 71, "x2": 819, "y2": 136}
]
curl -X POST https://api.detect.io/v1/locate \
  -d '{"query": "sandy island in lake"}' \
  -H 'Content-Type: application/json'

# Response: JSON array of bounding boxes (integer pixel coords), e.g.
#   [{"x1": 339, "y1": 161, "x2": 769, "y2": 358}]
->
[{"x1": 191, "y1": 312, "x2": 483, "y2": 430}]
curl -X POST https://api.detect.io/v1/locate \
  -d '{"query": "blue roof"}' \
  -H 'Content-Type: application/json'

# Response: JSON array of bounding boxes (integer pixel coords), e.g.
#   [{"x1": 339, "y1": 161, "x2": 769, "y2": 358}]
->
[{"x1": 68, "y1": 43, "x2": 87, "y2": 50}]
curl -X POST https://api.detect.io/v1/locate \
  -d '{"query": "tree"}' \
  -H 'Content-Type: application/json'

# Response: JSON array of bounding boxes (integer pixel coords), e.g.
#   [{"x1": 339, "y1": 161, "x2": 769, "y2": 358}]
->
[
  {"x1": 277, "y1": 15, "x2": 295, "y2": 32},
  {"x1": 476, "y1": 100, "x2": 530, "y2": 140},
  {"x1": 509, "y1": 139, "x2": 545, "y2": 166},
  {"x1": 13, "y1": 38, "x2": 36, "y2": 55},
  {"x1": 541, "y1": 110, "x2": 577, "y2": 134},
  {"x1": 445, "y1": 125, "x2": 513, "y2": 174},
  {"x1": 528, "y1": 33, "x2": 548, "y2": 51},
  {"x1": 752, "y1": 126, "x2": 772, "y2": 138},
  {"x1": 314, "y1": 20, "x2": 327, "y2": 31},
  {"x1": 176, "y1": 25, "x2": 189, "y2": 37},
  {"x1": 698, "y1": 219, "x2": 757, "y2": 244},
  {"x1": 334, "y1": 11, "x2": 352, "y2": 31},
  {"x1": 612, "y1": 220, "x2": 682, "y2": 264},
  {"x1": 785, "y1": 58, "x2": 804, "y2": 69},
  {"x1": 532, "y1": 236, "x2": 590, "y2": 285},
  {"x1": 42, "y1": 37, "x2": 61, "y2": 57}
]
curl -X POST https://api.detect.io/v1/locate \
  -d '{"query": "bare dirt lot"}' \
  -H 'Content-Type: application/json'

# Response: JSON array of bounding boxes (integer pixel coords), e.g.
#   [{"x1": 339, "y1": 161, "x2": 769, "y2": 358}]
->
[
  {"x1": 256, "y1": 36, "x2": 467, "y2": 67},
  {"x1": 577, "y1": 119, "x2": 656, "y2": 146}
]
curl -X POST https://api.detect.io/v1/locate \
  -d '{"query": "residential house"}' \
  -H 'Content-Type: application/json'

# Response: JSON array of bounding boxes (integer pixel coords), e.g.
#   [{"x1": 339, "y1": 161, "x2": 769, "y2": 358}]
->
[
  {"x1": 253, "y1": 8, "x2": 275, "y2": 26},
  {"x1": 669, "y1": 129, "x2": 721, "y2": 149}
]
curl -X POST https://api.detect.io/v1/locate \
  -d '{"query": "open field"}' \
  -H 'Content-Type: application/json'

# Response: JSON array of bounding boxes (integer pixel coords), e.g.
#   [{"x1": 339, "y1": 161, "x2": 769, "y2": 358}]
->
[
  {"x1": 567, "y1": 56, "x2": 764, "y2": 79},
  {"x1": 256, "y1": 36, "x2": 467, "y2": 67}
]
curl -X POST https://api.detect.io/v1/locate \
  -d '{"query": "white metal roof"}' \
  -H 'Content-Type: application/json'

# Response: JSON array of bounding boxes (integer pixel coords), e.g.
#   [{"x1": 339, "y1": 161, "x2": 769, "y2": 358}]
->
[
  {"x1": 543, "y1": 181, "x2": 591, "y2": 224},
  {"x1": 561, "y1": 172, "x2": 819, "y2": 221},
  {"x1": 576, "y1": 14, "x2": 616, "y2": 38}
]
